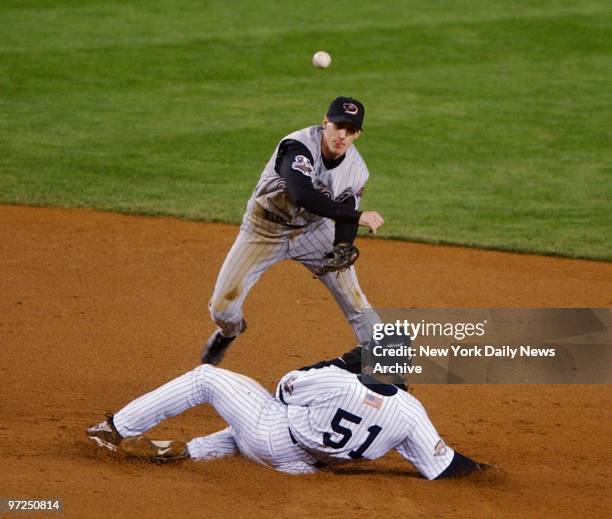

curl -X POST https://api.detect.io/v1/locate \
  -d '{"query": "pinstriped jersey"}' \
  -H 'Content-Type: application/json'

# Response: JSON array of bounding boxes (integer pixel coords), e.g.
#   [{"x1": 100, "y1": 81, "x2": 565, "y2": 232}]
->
[
  {"x1": 276, "y1": 366, "x2": 454, "y2": 478},
  {"x1": 247, "y1": 126, "x2": 369, "y2": 226}
]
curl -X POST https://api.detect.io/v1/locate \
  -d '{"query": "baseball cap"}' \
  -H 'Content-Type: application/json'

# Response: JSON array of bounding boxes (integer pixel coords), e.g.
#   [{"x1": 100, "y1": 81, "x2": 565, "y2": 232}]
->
[{"x1": 326, "y1": 96, "x2": 365, "y2": 131}]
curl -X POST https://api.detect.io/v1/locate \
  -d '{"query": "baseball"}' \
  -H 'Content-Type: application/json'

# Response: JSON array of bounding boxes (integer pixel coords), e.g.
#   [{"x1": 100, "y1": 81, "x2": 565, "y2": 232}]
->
[{"x1": 312, "y1": 50, "x2": 331, "y2": 69}]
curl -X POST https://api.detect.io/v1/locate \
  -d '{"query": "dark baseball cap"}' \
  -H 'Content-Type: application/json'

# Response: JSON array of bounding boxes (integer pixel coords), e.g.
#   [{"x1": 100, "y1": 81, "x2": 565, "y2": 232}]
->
[{"x1": 326, "y1": 96, "x2": 365, "y2": 131}]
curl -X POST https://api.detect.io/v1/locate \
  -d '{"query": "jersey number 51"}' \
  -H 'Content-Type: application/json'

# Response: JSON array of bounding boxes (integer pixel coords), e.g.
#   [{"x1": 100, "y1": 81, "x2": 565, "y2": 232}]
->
[{"x1": 323, "y1": 408, "x2": 382, "y2": 459}]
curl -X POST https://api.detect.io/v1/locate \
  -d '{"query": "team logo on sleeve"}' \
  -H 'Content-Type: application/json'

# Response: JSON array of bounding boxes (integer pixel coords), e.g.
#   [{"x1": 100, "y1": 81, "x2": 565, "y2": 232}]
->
[
  {"x1": 283, "y1": 375, "x2": 297, "y2": 396},
  {"x1": 314, "y1": 180, "x2": 332, "y2": 199},
  {"x1": 336, "y1": 190, "x2": 354, "y2": 203},
  {"x1": 434, "y1": 439, "x2": 447, "y2": 457},
  {"x1": 291, "y1": 155, "x2": 314, "y2": 177}
]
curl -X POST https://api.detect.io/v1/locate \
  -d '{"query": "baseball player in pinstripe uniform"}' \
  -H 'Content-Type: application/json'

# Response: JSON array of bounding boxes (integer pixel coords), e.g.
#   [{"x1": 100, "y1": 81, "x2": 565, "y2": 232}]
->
[
  {"x1": 202, "y1": 96, "x2": 385, "y2": 364},
  {"x1": 87, "y1": 346, "x2": 491, "y2": 479}
]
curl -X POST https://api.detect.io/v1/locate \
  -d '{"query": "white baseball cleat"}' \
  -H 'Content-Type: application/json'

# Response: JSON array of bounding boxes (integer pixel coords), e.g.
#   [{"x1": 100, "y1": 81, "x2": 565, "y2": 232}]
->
[
  {"x1": 86, "y1": 413, "x2": 123, "y2": 452},
  {"x1": 119, "y1": 436, "x2": 190, "y2": 463}
]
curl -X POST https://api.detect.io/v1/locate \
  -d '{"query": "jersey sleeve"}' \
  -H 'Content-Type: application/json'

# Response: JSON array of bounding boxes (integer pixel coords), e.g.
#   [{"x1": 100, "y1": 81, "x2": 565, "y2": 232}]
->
[
  {"x1": 275, "y1": 367, "x2": 347, "y2": 406},
  {"x1": 393, "y1": 397, "x2": 455, "y2": 480},
  {"x1": 276, "y1": 370, "x2": 317, "y2": 406},
  {"x1": 275, "y1": 140, "x2": 362, "y2": 224},
  {"x1": 333, "y1": 196, "x2": 359, "y2": 245}
]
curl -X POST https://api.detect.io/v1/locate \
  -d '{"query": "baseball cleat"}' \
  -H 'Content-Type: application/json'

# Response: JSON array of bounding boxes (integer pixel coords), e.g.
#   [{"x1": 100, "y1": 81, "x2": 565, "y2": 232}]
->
[
  {"x1": 119, "y1": 436, "x2": 190, "y2": 463},
  {"x1": 86, "y1": 413, "x2": 123, "y2": 452},
  {"x1": 201, "y1": 320, "x2": 246, "y2": 365},
  {"x1": 474, "y1": 462, "x2": 505, "y2": 476}
]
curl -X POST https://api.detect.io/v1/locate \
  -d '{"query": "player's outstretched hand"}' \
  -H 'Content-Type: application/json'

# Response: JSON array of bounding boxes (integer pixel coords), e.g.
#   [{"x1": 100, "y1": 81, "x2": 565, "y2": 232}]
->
[{"x1": 358, "y1": 211, "x2": 384, "y2": 234}]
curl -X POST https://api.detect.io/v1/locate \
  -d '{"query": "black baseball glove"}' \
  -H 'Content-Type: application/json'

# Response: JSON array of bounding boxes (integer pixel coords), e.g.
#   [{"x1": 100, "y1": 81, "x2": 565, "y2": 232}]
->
[{"x1": 313, "y1": 242, "x2": 359, "y2": 278}]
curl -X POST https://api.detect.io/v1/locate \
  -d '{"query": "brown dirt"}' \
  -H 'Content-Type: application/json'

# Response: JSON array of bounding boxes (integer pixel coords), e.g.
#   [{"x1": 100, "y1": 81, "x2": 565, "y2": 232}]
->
[{"x1": 1, "y1": 205, "x2": 611, "y2": 519}]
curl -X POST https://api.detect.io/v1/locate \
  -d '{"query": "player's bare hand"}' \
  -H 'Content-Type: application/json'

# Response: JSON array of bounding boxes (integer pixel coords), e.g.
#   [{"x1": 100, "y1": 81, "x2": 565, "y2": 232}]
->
[{"x1": 358, "y1": 211, "x2": 384, "y2": 234}]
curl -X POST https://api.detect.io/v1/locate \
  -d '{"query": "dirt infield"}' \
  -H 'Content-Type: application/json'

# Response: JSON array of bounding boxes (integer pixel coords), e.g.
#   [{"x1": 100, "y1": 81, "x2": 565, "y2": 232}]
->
[{"x1": 1, "y1": 205, "x2": 611, "y2": 518}]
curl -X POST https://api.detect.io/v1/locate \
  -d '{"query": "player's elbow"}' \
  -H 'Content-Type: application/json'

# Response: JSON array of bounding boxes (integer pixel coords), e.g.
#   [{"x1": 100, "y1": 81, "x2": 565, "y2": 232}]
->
[
  {"x1": 294, "y1": 192, "x2": 322, "y2": 214},
  {"x1": 290, "y1": 190, "x2": 308, "y2": 208}
]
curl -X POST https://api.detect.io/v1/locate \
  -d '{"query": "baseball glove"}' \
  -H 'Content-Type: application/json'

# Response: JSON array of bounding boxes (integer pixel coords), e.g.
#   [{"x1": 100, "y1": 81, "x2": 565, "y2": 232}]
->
[{"x1": 313, "y1": 242, "x2": 359, "y2": 278}]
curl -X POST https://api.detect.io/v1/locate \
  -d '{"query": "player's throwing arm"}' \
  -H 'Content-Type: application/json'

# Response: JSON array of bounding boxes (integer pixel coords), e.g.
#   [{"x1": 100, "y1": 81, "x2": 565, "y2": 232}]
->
[
  {"x1": 201, "y1": 97, "x2": 386, "y2": 364},
  {"x1": 358, "y1": 211, "x2": 384, "y2": 234}
]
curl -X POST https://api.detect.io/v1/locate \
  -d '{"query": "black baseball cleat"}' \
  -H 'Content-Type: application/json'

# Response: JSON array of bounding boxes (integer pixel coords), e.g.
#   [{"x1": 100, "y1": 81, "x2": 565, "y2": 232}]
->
[
  {"x1": 86, "y1": 413, "x2": 123, "y2": 452},
  {"x1": 201, "y1": 320, "x2": 246, "y2": 365},
  {"x1": 435, "y1": 451, "x2": 496, "y2": 479}
]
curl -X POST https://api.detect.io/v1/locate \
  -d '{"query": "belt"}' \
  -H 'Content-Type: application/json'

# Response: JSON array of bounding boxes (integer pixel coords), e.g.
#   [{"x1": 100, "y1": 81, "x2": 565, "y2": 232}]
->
[
  {"x1": 253, "y1": 204, "x2": 306, "y2": 229},
  {"x1": 288, "y1": 427, "x2": 298, "y2": 444},
  {"x1": 287, "y1": 428, "x2": 327, "y2": 469}
]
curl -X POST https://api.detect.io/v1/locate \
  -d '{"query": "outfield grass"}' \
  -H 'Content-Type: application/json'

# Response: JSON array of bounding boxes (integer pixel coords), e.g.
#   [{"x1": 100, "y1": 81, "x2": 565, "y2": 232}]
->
[{"x1": 1, "y1": 1, "x2": 610, "y2": 260}]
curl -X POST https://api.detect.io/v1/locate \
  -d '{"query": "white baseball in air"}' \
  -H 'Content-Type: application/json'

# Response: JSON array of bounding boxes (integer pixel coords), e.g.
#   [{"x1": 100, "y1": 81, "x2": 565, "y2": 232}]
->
[{"x1": 312, "y1": 50, "x2": 332, "y2": 69}]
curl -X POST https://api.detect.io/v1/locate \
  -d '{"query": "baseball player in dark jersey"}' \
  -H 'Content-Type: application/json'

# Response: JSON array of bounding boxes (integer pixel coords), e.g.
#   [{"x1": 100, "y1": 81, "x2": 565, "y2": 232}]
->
[
  {"x1": 202, "y1": 96, "x2": 385, "y2": 364},
  {"x1": 87, "y1": 345, "x2": 492, "y2": 479}
]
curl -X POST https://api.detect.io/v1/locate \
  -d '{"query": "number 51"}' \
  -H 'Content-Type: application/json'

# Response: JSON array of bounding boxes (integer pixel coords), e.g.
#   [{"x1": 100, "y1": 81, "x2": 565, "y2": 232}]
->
[{"x1": 323, "y1": 408, "x2": 382, "y2": 459}]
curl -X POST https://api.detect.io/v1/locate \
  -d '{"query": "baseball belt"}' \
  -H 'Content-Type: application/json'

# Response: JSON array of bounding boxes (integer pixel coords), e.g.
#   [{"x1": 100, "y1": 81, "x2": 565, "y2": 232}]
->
[
  {"x1": 253, "y1": 203, "x2": 306, "y2": 229},
  {"x1": 287, "y1": 428, "x2": 327, "y2": 469}
]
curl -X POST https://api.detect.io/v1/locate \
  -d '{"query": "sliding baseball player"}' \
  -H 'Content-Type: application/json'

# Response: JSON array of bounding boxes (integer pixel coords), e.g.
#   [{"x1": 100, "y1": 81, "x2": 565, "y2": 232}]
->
[{"x1": 87, "y1": 346, "x2": 492, "y2": 479}]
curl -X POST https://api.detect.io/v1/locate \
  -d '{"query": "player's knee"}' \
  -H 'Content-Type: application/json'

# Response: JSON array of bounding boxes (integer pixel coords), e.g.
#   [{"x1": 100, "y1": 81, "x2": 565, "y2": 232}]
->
[
  {"x1": 194, "y1": 364, "x2": 216, "y2": 376},
  {"x1": 190, "y1": 364, "x2": 220, "y2": 400},
  {"x1": 209, "y1": 282, "x2": 243, "y2": 315},
  {"x1": 191, "y1": 364, "x2": 215, "y2": 388}
]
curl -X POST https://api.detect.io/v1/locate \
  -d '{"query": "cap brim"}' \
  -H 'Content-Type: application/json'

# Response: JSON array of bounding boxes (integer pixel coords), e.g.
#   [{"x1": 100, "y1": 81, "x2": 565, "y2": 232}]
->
[{"x1": 327, "y1": 115, "x2": 362, "y2": 131}]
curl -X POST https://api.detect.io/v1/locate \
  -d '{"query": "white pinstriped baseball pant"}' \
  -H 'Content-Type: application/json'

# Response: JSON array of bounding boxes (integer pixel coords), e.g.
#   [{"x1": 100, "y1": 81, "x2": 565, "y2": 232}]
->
[
  {"x1": 112, "y1": 365, "x2": 320, "y2": 474},
  {"x1": 209, "y1": 210, "x2": 379, "y2": 341}
]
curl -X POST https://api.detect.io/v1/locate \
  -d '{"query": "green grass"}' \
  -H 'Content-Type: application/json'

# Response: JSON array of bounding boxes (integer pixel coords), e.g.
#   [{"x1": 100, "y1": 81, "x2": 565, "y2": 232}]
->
[{"x1": 1, "y1": 0, "x2": 611, "y2": 260}]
